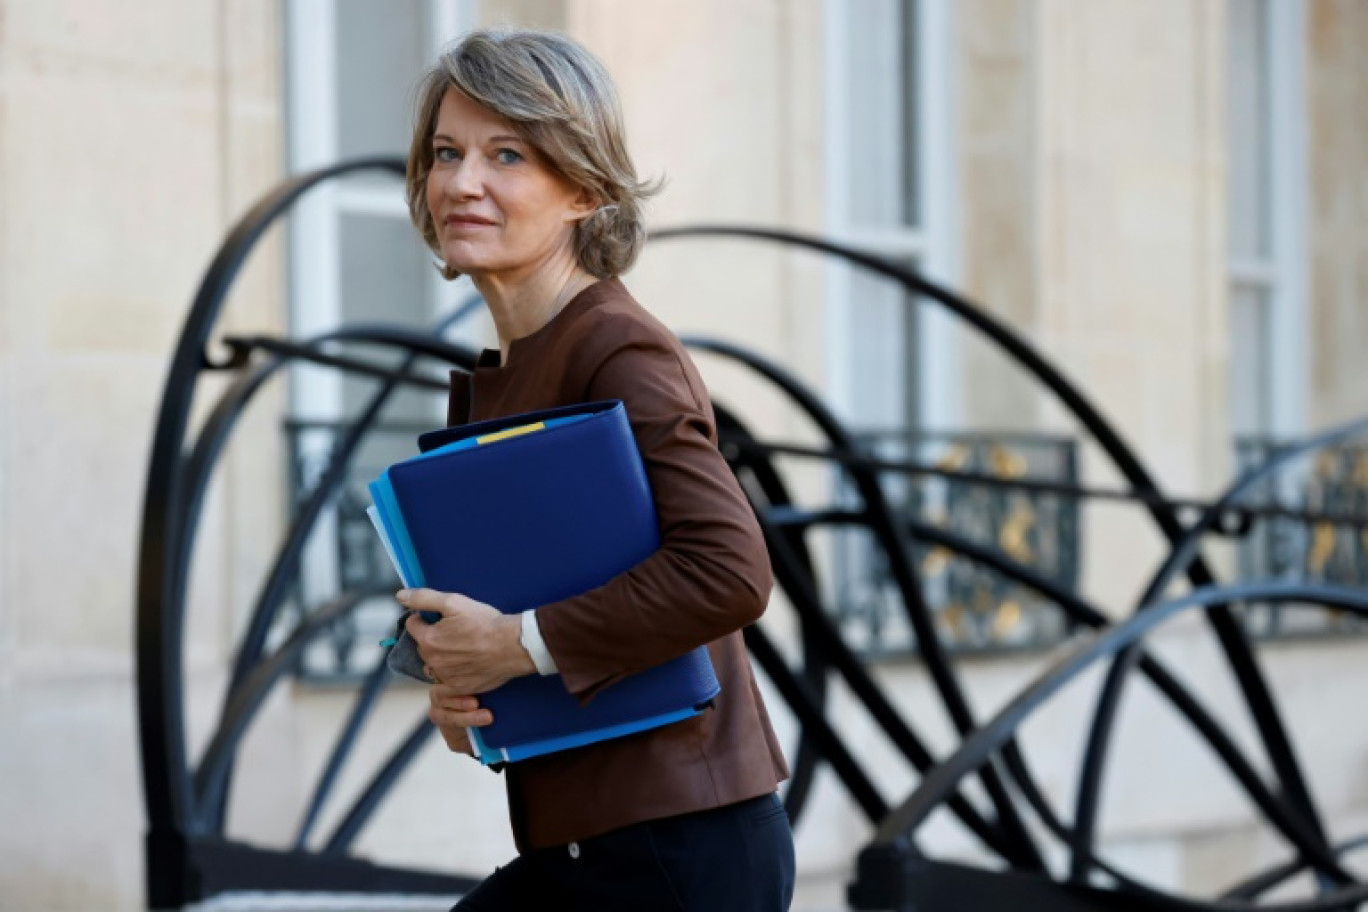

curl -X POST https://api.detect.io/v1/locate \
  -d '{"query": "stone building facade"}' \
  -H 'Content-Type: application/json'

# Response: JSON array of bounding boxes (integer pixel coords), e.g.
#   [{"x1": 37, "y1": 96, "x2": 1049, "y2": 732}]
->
[{"x1": 1, "y1": 1, "x2": 1365, "y2": 909}]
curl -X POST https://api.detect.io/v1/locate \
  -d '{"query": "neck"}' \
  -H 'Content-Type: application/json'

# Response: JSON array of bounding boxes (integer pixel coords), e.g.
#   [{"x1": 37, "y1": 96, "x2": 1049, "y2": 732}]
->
[{"x1": 470, "y1": 254, "x2": 598, "y2": 363}]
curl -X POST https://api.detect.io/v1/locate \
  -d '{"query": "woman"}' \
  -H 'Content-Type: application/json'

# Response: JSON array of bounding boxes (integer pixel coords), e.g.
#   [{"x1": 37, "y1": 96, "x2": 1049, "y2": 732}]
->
[{"x1": 395, "y1": 28, "x2": 794, "y2": 911}]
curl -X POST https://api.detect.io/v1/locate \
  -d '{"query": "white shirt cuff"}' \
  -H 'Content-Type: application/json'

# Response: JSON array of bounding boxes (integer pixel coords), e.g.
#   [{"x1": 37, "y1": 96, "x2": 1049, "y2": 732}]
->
[{"x1": 520, "y1": 609, "x2": 559, "y2": 676}]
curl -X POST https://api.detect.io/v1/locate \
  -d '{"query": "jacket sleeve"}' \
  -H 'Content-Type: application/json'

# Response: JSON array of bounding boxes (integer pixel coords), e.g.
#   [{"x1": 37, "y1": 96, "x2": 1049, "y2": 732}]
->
[{"x1": 532, "y1": 341, "x2": 773, "y2": 701}]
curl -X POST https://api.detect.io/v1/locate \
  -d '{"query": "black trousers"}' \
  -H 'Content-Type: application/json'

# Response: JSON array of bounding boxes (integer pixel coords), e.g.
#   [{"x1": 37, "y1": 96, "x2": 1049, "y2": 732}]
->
[{"x1": 453, "y1": 792, "x2": 796, "y2": 911}]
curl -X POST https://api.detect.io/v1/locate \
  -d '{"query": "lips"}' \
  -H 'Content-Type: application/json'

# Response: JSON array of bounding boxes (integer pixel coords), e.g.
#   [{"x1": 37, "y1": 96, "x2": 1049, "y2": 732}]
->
[{"x1": 444, "y1": 214, "x2": 496, "y2": 227}]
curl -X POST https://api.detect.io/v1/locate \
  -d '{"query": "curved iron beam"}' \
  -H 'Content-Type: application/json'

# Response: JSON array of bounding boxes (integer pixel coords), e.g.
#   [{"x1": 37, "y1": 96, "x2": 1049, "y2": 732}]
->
[
  {"x1": 1070, "y1": 416, "x2": 1368, "y2": 884},
  {"x1": 771, "y1": 497, "x2": 1350, "y2": 889},
  {"x1": 718, "y1": 415, "x2": 1362, "y2": 882},
  {"x1": 684, "y1": 335, "x2": 1046, "y2": 870},
  {"x1": 193, "y1": 583, "x2": 397, "y2": 821},
  {"x1": 660, "y1": 226, "x2": 1205, "y2": 573},
  {"x1": 295, "y1": 655, "x2": 394, "y2": 850},
  {"x1": 201, "y1": 329, "x2": 476, "y2": 830},
  {"x1": 741, "y1": 624, "x2": 889, "y2": 823},
  {"x1": 168, "y1": 323, "x2": 480, "y2": 810},
  {"x1": 710, "y1": 402, "x2": 830, "y2": 825},
  {"x1": 1221, "y1": 834, "x2": 1368, "y2": 902},
  {"x1": 895, "y1": 519, "x2": 1353, "y2": 888},
  {"x1": 137, "y1": 156, "x2": 407, "y2": 836},
  {"x1": 323, "y1": 715, "x2": 438, "y2": 853},
  {"x1": 758, "y1": 508, "x2": 1028, "y2": 858},
  {"x1": 220, "y1": 338, "x2": 448, "y2": 391},
  {"x1": 863, "y1": 581, "x2": 1368, "y2": 912},
  {"x1": 664, "y1": 225, "x2": 1322, "y2": 884},
  {"x1": 225, "y1": 324, "x2": 483, "y2": 383},
  {"x1": 219, "y1": 325, "x2": 478, "y2": 700},
  {"x1": 319, "y1": 716, "x2": 475, "y2": 892},
  {"x1": 173, "y1": 318, "x2": 482, "y2": 667}
]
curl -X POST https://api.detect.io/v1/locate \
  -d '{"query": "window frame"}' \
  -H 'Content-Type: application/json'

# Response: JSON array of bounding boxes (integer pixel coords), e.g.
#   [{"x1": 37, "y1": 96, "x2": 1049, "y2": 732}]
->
[
  {"x1": 822, "y1": 0, "x2": 960, "y2": 431},
  {"x1": 1228, "y1": 0, "x2": 1308, "y2": 439},
  {"x1": 282, "y1": 0, "x2": 479, "y2": 663},
  {"x1": 285, "y1": 0, "x2": 480, "y2": 429}
]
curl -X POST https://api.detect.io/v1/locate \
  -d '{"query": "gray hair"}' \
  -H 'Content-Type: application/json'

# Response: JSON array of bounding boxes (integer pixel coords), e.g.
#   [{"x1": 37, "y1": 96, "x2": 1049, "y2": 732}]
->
[{"x1": 406, "y1": 29, "x2": 659, "y2": 280}]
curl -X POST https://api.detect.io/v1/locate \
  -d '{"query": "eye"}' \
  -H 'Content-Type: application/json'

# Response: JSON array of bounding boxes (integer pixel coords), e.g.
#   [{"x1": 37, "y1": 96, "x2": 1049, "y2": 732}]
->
[
  {"x1": 495, "y1": 148, "x2": 524, "y2": 165},
  {"x1": 434, "y1": 146, "x2": 461, "y2": 163}
]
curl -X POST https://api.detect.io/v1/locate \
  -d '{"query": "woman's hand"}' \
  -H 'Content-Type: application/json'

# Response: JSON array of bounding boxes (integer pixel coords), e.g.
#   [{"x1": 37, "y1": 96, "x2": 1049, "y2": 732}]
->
[
  {"x1": 400, "y1": 588, "x2": 537, "y2": 694},
  {"x1": 428, "y1": 685, "x2": 492, "y2": 757}
]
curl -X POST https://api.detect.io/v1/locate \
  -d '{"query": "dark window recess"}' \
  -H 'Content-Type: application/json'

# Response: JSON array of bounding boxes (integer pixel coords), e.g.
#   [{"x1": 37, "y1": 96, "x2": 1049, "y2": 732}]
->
[
  {"x1": 830, "y1": 430, "x2": 1081, "y2": 657},
  {"x1": 1233, "y1": 438, "x2": 1368, "y2": 639}
]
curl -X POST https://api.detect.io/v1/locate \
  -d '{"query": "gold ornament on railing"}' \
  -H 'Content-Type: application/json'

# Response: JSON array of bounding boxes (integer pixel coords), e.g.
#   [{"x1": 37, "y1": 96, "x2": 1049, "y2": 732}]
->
[
  {"x1": 992, "y1": 599, "x2": 1022, "y2": 640},
  {"x1": 1307, "y1": 522, "x2": 1336, "y2": 576}
]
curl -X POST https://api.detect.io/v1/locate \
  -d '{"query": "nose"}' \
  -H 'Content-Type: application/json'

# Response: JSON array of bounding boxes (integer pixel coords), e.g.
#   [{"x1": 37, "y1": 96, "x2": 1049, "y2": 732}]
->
[{"x1": 442, "y1": 154, "x2": 484, "y2": 201}]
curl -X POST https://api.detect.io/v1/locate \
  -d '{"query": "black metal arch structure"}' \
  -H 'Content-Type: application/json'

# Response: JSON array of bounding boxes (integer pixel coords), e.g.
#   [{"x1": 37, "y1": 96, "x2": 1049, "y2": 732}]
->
[{"x1": 137, "y1": 158, "x2": 1368, "y2": 909}]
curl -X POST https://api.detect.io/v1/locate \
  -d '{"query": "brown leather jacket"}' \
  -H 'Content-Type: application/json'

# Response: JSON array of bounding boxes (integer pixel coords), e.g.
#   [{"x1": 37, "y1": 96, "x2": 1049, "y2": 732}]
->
[{"x1": 446, "y1": 277, "x2": 789, "y2": 850}]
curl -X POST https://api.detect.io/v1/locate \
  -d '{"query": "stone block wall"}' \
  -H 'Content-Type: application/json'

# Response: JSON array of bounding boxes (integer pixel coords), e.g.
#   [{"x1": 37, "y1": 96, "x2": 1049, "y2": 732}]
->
[{"x1": 1, "y1": 2, "x2": 1366, "y2": 909}]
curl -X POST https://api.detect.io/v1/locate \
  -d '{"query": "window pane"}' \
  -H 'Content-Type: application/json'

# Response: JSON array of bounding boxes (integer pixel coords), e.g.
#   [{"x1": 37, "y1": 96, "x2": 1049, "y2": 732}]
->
[
  {"x1": 845, "y1": 0, "x2": 918, "y2": 229},
  {"x1": 338, "y1": 211, "x2": 436, "y2": 424},
  {"x1": 1229, "y1": 284, "x2": 1271, "y2": 436},
  {"x1": 902, "y1": 0, "x2": 921, "y2": 227},
  {"x1": 336, "y1": 0, "x2": 428, "y2": 162},
  {"x1": 848, "y1": 260, "x2": 918, "y2": 431},
  {"x1": 1228, "y1": 0, "x2": 1270, "y2": 261}
]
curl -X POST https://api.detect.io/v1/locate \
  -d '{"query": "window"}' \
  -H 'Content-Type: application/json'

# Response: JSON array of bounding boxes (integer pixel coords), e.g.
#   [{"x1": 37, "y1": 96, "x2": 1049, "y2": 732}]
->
[
  {"x1": 1227, "y1": 0, "x2": 1307, "y2": 439},
  {"x1": 822, "y1": 3, "x2": 1083, "y2": 657},
  {"x1": 283, "y1": 0, "x2": 482, "y2": 677},
  {"x1": 1226, "y1": 2, "x2": 1361, "y2": 639},
  {"x1": 286, "y1": 0, "x2": 484, "y2": 398},
  {"x1": 823, "y1": 0, "x2": 959, "y2": 431}
]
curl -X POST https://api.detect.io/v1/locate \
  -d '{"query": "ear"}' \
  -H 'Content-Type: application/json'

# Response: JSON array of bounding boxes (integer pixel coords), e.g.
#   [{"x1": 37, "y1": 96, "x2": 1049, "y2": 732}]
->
[{"x1": 564, "y1": 186, "x2": 600, "y2": 223}]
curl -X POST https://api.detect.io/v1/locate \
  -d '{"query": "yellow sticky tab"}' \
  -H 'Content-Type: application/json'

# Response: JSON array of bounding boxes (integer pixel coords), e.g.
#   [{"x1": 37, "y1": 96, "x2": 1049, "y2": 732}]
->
[{"x1": 477, "y1": 421, "x2": 546, "y2": 446}]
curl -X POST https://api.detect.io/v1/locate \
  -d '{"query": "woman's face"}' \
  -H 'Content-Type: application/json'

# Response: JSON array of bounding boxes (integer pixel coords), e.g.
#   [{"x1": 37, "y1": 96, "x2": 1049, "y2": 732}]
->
[{"x1": 426, "y1": 89, "x2": 593, "y2": 280}]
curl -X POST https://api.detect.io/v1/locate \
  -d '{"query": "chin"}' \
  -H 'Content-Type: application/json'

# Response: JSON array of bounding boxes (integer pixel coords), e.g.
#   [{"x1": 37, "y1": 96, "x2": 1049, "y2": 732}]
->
[
  {"x1": 444, "y1": 253, "x2": 526, "y2": 280},
  {"x1": 440, "y1": 247, "x2": 497, "y2": 275}
]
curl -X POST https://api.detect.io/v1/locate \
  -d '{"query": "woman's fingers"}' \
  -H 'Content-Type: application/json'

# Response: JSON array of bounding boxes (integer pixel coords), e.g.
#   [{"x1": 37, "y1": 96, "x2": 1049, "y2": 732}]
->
[
  {"x1": 428, "y1": 688, "x2": 489, "y2": 719},
  {"x1": 431, "y1": 708, "x2": 492, "y2": 730},
  {"x1": 429, "y1": 685, "x2": 479, "y2": 711},
  {"x1": 397, "y1": 588, "x2": 456, "y2": 617},
  {"x1": 429, "y1": 705, "x2": 492, "y2": 727},
  {"x1": 438, "y1": 725, "x2": 474, "y2": 756},
  {"x1": 423, "y1": 688, "x2": 485, "y2": 758},
  {"x1": 428, "y1": 690, "x2": 492, "y2": 729}
]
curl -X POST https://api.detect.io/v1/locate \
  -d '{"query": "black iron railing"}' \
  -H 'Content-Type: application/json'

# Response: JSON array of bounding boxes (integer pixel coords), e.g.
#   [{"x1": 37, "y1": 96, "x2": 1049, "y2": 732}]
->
[
  {"x1": 281, "y1": 421, "x2": 1082, "y2": 679},
  {"x1": 280, "y1": 422, "x2": 1368, "y2": 679},
  {"x1": 280, "y1": 420, "x2": 1368, "y2": 679},
  {"x1": 283, "y1": 418, "x2": 438, "y2": 682},
  {"x1": 136, "y1": 158, "x2": 1368, "y2": 911}
]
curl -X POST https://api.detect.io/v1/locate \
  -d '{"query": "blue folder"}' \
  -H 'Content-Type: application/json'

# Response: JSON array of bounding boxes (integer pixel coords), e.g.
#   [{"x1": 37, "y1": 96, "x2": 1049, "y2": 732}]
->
[{"x1": 367, "y1": 400, "x2": 721, "y2": 765}]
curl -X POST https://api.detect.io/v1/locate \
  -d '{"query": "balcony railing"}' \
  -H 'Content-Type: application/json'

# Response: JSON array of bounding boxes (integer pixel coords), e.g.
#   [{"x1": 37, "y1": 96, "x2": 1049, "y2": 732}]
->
[
  {"x1": 142, "y1": 181, "x2": 1368, "y2": 906},
  {"x1": 830, "y1": 430, "x2": 1081, "y2": 657},
  {"x1": 280, "y1": 421, "x2": 1368, "y2": 681},
  {"x1": 281, "y1": 420, "x2": 1085, "y2": 676},
  {"x1": 1233, "y1": 438, "x2": 1368, "y2": 639}
]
